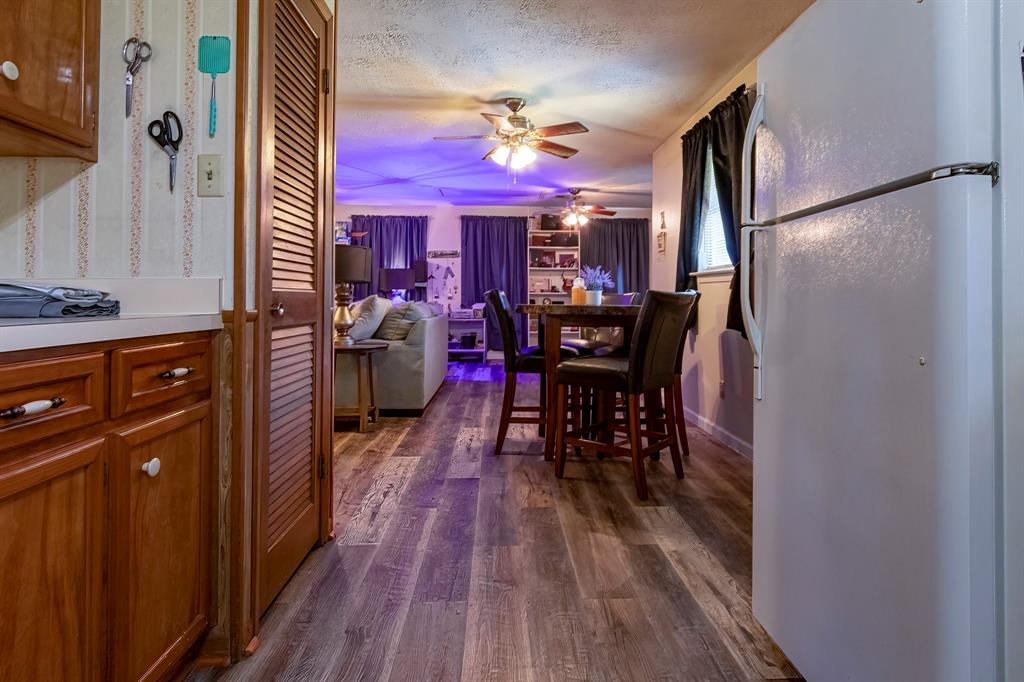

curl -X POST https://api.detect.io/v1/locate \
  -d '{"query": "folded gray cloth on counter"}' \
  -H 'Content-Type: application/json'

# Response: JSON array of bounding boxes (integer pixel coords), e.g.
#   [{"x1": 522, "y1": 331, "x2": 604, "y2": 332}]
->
[{"x1": 0, "y1": 281, "x2": 120, "y2": 318}]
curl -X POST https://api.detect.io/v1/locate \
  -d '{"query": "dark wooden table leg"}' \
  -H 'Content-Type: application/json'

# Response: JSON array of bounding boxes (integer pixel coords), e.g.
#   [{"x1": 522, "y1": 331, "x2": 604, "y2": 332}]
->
[{"x1": 543, "y1": 315, "x2": 562, "y2": 461}]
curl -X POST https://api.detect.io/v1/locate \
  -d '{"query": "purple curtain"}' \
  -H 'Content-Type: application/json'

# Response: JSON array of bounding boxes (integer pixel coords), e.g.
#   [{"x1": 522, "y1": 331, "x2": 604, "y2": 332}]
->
[
  {"x1": 460, "y1": 215, "x2": 528, "y2": 349},
  {"x1": 579, "y1": 218, "x2": 650, "y2": 295},
  {"x1": 350, "y1": 215, "x2": 428, "y2": 300}
]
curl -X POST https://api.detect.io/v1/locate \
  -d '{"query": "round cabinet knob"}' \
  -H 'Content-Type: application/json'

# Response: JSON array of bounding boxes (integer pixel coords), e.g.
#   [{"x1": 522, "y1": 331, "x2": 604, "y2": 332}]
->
[
  {"x1": 1, "y1": 61, "x2": 19, "y2": 81},
  {"x1": 140, "y1": 457, "x2": 161, "y2": 477},
  {"x1": 270, "y1": 302, "x2": 285, "y2": 317}
]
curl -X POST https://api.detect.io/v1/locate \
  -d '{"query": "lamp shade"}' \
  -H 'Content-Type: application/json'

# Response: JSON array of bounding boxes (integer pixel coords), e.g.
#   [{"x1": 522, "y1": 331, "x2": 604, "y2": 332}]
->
[
  {"x1": 335, "y1": 244, "x2": 371, "y2": 284},
  {"x1": 379, "y1": 267, "x2": 415, "y2": 291}
]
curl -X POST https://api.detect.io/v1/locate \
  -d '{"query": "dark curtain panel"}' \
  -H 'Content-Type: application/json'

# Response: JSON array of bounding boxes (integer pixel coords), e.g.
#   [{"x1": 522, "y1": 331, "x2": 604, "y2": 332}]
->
[
  {"x1": 460, "y1": 215, "x2": 529, "y2": 350},
  {"x1": 350, "y1": 215, "x2": 429, "y2": 300},
  {"x1": 707, "y1": 85, "x2": 755, "y2": 336},
  {"x1": 580, "y1": 218, "x2": 650, "y2": 295},
  {"x1": 677, "y1": 118, "x2": 709, "y2": 293}
]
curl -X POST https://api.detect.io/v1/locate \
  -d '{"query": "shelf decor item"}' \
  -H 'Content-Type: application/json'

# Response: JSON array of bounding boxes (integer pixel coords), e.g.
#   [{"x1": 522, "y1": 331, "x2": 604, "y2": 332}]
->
[
  {"x1": 580, "y1": 265, "x2": 614, "y2": 305},
  {"x1": 571, "y1": 276, "x2": 586, "y2": 304}
]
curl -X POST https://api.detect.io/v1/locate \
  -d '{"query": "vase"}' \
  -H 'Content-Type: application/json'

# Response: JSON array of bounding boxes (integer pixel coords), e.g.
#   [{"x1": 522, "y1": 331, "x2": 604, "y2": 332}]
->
[{"x1": 584, "y1": 290, "x2": 602, "y2": 306}]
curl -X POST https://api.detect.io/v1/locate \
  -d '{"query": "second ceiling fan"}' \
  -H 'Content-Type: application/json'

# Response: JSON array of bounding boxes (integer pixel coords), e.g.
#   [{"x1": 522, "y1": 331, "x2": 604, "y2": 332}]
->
[
  {"x1": 433, "y1": 97, "x2": 588, "y2": 169},
  {"x1": 559, "y1": 188, "x2": 616, "y2": 226}
]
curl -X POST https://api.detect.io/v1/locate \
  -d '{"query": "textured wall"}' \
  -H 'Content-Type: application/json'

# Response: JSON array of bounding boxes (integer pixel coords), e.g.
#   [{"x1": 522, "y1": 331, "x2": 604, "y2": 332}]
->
[{"x1": 0, "y1": 0, "x2": 237, "y2": 306}]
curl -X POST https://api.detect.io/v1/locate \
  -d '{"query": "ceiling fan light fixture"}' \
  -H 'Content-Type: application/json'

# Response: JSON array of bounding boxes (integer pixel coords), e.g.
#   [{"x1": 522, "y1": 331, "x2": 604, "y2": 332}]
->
[
  {"x1": 509, "y1": 144, "x2": 537, "y2": 170},
  {"x1": 563, "y1": 212, "x2": 579, "y2": 226},
  {"x1": 577, "y1": 213, "x2": 589, "y2": 226},
  {"x1": 490, "y1": 144, "x2": 511, "y2": 166}
]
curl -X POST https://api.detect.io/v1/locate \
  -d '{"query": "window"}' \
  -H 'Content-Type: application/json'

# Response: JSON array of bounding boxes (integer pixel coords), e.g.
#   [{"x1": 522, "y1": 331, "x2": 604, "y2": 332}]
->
[{"x1": 697, "y1": 144, "x2": 731, "y2": 271}]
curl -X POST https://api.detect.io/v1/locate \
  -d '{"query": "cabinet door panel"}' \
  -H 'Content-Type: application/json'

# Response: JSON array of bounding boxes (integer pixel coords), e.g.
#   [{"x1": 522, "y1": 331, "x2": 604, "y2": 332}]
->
[
  {"x1": 0, "y1": 438, "x2": 105, "y2": 682},
  {"x1": 109, "y1": 402, "x2": 210, "y2": 682},
  {"x1": 0, "y1": 0, "x2": 98, "y2": 146}
]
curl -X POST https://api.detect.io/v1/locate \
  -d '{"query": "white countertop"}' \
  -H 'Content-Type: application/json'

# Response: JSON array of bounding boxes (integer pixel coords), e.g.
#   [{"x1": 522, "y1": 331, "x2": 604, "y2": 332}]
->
[
  {"x1": 0, "y1": 278, "x2": 223, "y2": 353},
  {"x1": 0, "y1": 313, "x2": 223, "y2": 353}
]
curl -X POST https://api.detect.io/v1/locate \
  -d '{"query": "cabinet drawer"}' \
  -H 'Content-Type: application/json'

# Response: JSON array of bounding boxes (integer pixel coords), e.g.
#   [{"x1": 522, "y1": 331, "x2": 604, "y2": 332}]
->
[
  {"x1": 0, "y1": 353, "x2": 106, "y2": 452},
  {"x1": 111, "y1": 338, "x2": 211, "y2": 418}
]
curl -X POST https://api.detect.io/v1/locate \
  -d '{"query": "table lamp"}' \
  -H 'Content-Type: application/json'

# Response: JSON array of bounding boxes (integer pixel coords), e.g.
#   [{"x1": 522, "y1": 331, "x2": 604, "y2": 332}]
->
[
  {"x1": 335, "y1": 244, "x2": 371, "y2": 346},
  {"x1": 379, "y1": 268, "x2": 415, "y2": 302}
]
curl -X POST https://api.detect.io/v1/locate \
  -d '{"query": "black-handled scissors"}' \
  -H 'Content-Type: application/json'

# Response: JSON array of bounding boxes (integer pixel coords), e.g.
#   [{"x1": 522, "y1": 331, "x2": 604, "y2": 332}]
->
[{"x1": 148, "y1": 111, "x2": 182, "y2": 193}]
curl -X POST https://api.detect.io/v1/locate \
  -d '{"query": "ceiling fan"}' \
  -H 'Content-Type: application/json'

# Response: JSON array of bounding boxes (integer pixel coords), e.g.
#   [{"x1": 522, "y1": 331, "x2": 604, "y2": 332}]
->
[
  {"x1": 433, "y1": 97, "x2": 588, "y2": 169},
  {"x1": 557, "y1": 188, "x2": 616, "y2": 226}
]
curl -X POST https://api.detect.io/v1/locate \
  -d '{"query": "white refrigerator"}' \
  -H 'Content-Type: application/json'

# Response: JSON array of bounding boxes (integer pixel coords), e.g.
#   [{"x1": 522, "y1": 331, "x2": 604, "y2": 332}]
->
[{"x1": 739, "y1": 1, "x2": 1018, "y2": 680}]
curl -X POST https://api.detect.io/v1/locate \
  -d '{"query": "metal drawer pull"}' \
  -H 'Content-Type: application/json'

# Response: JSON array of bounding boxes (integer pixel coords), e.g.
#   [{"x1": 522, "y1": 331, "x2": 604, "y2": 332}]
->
[
  {"x1": 0, "y1": 396, "x2": 66, "y2": 419},
  {"x1": 140, "y1": 457, "x2": 161, "y2": 477},
  {"x1": 158, "y1": 366, "x2": 195, "y2": 379},
  {"x1": 270, "y1": 302, "x2": 285, "y2": 317}
]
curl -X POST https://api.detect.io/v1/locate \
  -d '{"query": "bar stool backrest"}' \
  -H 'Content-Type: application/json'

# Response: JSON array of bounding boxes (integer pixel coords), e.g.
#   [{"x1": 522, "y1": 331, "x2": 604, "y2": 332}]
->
[
  {"x1": 627, "y1": 290, "x2": 698, "y2": 394},
  {"x1": 674, "y1": 289, "x2": 701, "y2": 374},
  {"x1": 484, "y1": 289, "x2": 521, "y2": 372}
]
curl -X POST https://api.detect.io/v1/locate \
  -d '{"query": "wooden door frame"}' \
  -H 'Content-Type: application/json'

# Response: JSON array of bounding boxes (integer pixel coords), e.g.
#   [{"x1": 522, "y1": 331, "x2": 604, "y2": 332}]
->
[{"x1": 229, "y1": 0, "x2": 335, "y2": 660}]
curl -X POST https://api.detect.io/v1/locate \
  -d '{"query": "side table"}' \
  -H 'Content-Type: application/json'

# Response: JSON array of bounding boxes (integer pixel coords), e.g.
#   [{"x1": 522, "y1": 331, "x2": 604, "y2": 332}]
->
[{"x1": 334, "y1": 340, "x2": 388, "y2": 432}]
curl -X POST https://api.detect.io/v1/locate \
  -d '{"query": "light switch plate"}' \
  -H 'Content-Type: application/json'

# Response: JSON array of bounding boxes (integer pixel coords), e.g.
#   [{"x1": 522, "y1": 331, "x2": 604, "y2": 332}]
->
[{"x1": 197, "y1": 154, "x2": 224, "y2": 197}]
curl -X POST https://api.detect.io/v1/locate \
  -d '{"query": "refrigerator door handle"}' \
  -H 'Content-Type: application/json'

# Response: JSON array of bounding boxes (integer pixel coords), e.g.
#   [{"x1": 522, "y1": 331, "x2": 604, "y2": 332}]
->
[
  {"x1": 741, "y1": 83, "x2": 766, "y2": 229},
  {"x1": 741, "y1": 225, "x2": 769, "y2": 400}
]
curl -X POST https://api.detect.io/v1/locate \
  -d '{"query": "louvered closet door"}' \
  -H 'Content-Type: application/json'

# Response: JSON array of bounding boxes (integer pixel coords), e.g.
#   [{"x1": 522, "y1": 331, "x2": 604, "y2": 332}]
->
[{"x1": 257, "y1": 0, "x2": 330, "y2": 614}]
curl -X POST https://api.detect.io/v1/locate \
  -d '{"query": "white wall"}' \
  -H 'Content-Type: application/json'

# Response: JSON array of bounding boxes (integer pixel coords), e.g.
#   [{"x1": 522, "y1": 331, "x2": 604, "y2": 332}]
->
[
  {"x1": 650, "y1": 60, "x2": 757, "y2": 454},
  {"x1": 335, "y1": 203, "x2": 651, "y2": 309},
  {"x1": 0, "y1": 0, "x2": 238, "y2": 307}
]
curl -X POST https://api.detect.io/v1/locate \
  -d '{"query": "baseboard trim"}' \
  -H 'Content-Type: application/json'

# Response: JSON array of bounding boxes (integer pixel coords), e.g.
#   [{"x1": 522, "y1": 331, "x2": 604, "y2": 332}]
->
[
  {"x1": 380, "y1": 408, "x2": 425, "y2": 417},
  {"x1": 683, "y1": 406, "x2": 753, "y2": 459}
]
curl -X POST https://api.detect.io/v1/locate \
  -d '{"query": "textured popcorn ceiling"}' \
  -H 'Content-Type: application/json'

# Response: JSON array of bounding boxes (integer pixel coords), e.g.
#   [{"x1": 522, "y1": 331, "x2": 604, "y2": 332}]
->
[{"x1": 336, "y1": 0, "x2": 811, "y2": 207}]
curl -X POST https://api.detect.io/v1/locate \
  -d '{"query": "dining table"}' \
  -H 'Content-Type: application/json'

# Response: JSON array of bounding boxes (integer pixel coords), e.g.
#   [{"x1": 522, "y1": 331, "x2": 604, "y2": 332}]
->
[{"x1": 516, "y1": 303, "x2": 642, "y2": 461}]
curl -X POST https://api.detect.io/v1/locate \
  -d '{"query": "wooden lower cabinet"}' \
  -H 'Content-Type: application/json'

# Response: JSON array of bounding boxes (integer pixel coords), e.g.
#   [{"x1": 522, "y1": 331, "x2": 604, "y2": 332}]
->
[
  {"x1": 108, "y1": 401, "x2": 211, "y2": 682},
  {"x1": 0, "y1": 331, "x2": 215, "y2": 681},
  {"x1": 0, "y1": 438, "x2": 106, "y2": 681}
]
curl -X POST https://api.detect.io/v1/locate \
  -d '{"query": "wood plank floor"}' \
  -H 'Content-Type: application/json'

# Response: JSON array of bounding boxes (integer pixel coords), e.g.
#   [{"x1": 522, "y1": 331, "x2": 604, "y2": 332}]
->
[{"x1": 211, "y1": 362, "x2": 800, "y2": 681}]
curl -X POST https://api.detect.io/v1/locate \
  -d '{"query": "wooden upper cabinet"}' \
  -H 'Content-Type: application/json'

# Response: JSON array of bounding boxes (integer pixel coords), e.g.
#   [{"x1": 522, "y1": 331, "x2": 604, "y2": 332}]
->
[
  {"x1": 0, "y1": 438, "x2": 106, "y2": 681},
  {"x1": 0, "y1": 0, "x2": 99, "y2": 159}
]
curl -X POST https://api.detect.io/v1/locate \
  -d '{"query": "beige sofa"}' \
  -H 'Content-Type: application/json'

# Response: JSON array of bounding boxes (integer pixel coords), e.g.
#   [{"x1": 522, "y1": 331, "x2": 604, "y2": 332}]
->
[{"x1": 334, "y1": 313, "x2": 449, "y2": 414}]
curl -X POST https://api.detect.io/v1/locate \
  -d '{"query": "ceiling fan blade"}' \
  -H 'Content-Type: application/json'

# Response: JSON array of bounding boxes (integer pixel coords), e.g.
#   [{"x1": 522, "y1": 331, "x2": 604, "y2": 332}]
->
[
  {"x1": 481, "y1": 113, "x2": 513, "y2": 131},
  {"x1": 533, "y1": 121, "x2": 589, "y2": 137},
  {"x1": 581, "y1": 205, "x2": 608, "y2": 210},
  {"x1": 433, "y1": 134, "x2": 492, "y2": 140},
  {"x1": 589, "y1": 209, "x2": 617, "y2": 216},
  {"x1": 482, "y1": 145, "x2": 501, "y2": 161},
  {"x1": 533, "y1": 140, "x2": 578, "y2": 159}
]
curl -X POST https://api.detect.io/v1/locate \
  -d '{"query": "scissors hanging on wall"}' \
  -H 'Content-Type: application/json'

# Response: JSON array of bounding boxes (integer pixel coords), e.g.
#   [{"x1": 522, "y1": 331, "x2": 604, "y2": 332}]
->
[
  {"x1": 148, "y1": 111, "x2": 182, "y2": 193},
  {"x1": 122, "y1": 37, "x2": 152, "y2": 118}
]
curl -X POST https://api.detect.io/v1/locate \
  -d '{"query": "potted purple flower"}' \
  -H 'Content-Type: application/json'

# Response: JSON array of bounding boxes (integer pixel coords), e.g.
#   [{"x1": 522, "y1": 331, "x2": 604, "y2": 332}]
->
[{"x1": 580, "y1": 265, "x2": 615, "y2": 305}]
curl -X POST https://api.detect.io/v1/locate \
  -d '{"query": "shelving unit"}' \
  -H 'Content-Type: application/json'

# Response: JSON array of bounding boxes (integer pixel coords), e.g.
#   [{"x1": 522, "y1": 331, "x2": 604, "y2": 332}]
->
[{"x1": 526, "y1": 214, "x2": 580, "y2": 341}]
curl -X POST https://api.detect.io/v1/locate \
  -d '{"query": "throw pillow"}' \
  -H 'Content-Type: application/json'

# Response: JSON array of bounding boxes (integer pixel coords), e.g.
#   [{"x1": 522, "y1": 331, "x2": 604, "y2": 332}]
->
[
  {"x1": 348, "y1": 295, "x2": 391, "y2": 341},
  {"x1": 374, "y1": 301, "x2": 434, "y2": 341}
]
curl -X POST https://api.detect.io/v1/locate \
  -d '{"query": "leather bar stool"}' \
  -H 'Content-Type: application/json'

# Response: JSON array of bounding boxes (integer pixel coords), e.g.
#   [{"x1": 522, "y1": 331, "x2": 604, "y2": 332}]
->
[
  {"x1": 560, "y1": 291, "x2": 638, "y2": 356},
  {"x1": 484, "y1": 289, "x2": 580, "y2": 455},
  {"x1": 552, "y1": 290, "x2": 698, "y2": 499},
  {"x1": 561, "y1": 291, "x2": 638, "y2": 433},
  {"x1": 635, "y1": 289, "x2": 701, "y2": 458}
]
